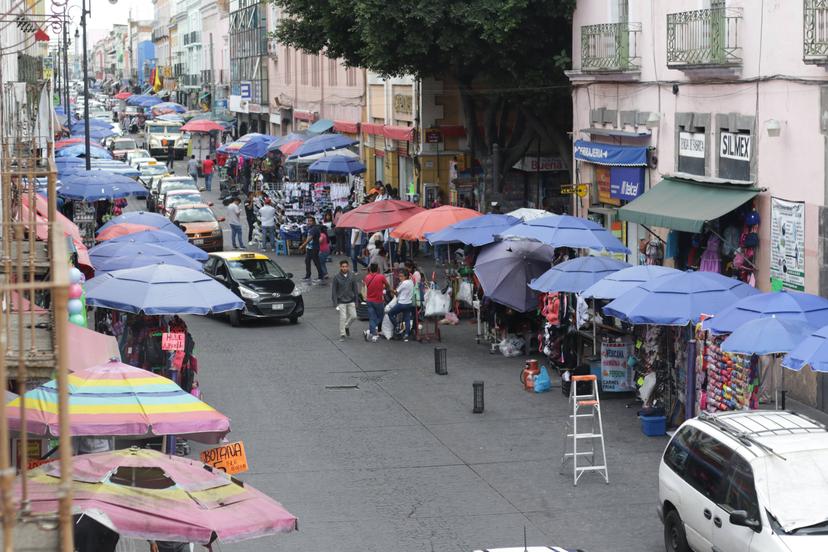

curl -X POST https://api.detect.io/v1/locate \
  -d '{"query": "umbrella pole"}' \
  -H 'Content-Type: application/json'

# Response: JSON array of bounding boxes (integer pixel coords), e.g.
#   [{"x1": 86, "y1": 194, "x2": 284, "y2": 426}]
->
[{"x1": 592, "y1": 298, "x2": 597, "y2": 357}]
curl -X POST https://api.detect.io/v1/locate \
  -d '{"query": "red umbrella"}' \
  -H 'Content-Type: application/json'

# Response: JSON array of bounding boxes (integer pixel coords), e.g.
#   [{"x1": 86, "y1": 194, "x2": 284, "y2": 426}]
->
[
  {"x1": 114, "y1": 91, "x2": 132, "y2": 100},
  {"x1": 55, "y1": 138, "x2": 85, "y2": 149},
  {"x1": 336, "y1": 199, "x2": 425, "y2": 233},
  {"x1": 180, "y1": 119, "x2": 224, "y2": 133},
  {"x1": 277, "y1": 139, "x2": 304, "y2": 156},
  {"x1": 391, "y1": 205, "x2": 481, "y2": 241},
  {"x1": 96, "y1": 223, "x2": 159, "y2": 241}
]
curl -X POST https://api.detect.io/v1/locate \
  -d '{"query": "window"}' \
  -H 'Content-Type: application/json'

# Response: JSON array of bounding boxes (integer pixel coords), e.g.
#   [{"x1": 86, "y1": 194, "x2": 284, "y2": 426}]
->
[
  {"x1": 284, "y1": 47, "x2": 291, "y2": 84},
  {"x1": 722, "y1": 454, "x2": 760, "y2": 523},
  {"x1": 664, "y1": 426, "x2": 733, "y2": 502},
  {"x1": 203, "y1": 257, "x2": 219, "y2": 274},
  {"x1": 328, "y1": 58, "x2": 337, "y2": 86},
  {"x1": 346, "y1": 66, "x2": 357, "y2": 87},
  {"x1": 300, "y1": 53, "x2": 308, "y2": 85},
  {"x1": 311, "y1": 54, "x2": 319, "y2": 87}
]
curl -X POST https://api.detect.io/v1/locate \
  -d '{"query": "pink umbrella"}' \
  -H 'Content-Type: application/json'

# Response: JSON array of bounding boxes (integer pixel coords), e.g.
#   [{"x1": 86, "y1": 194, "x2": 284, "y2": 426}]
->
[
  {"x1": 66, "y1": 325, "x2": 120, "y2": 372},
  {"x1": 19, "y1": 447, "x2": 298, "y2": 544}
]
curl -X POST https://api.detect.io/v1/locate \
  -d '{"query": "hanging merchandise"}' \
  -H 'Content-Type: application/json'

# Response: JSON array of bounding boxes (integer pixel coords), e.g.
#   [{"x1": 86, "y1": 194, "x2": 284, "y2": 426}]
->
[
  {"x1": 67, "y1": 267, "x2": 87, "y2": 327},
  {"x1": 698, "y1": 333, "x2": 758, "y2": 412}
]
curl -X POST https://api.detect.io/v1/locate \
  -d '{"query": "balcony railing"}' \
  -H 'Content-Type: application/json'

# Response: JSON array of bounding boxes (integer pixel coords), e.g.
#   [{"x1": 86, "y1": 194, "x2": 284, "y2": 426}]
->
[
  {"x1": 666, "y1": 7, "x2": 742, "y2": 68},
  {"x1": 580, "y1": 22, "x2": 641, "y2": 72},
  {"x1": 804, "y1": 0, "x2": 828, "y2": 63},
  {"x1": 183, "y1": 31, "x2": 201, "y2": 46}
]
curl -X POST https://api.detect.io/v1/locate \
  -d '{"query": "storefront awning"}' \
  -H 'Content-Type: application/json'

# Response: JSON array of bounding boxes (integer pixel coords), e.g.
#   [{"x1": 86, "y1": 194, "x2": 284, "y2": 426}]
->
[
  {"x1": 617, "y1": 176, "x2": 760, "y2": 233},
  {"x1": 309, "y1": 118, "x2": 334, "y2": 133},
  {"x1": 581, "y1": 127, "x2": 651, "y2": 138},
  {"x1": 333, "y1": 120, "x2": 360, "y2": 134},
  {"x1": 574, "y1": 139, "x2": 647, "y2": 166}
]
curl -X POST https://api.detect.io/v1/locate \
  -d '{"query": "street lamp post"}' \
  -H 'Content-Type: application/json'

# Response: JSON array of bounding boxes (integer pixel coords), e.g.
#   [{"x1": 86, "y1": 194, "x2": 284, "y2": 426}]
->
[{"x1": 80, "y1": 0, "x2": 91, "y2": 170}]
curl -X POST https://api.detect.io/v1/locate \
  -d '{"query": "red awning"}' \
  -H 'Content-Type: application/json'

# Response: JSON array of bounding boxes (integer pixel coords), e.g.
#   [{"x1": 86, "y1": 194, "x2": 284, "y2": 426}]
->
[
  {"x1": 294, "y1": 110, "x2": 316, "y2": 122},
  {"x1": 361, "y1": 123, "x2": 385, "y2": 136},
  {"x1": 439, "y1": 125, "x2": 466, "y2": 138},
  {"x1": 383, "y1": 125, "x2": 414, "y2": 142},
  {"x1": 333, "y1": 120, "x2": 360, "y2": 134}
]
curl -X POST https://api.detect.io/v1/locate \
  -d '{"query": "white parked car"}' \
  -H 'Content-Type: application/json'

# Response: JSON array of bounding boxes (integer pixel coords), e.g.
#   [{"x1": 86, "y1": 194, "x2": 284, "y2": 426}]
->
[{"x1": 659, "y1": 410, "x2": 828, "y2": 552}]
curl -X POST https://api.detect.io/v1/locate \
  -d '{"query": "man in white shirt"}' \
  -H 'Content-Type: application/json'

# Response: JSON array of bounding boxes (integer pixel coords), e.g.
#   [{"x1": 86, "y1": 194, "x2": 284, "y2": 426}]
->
[
  {"x1": 258, "y1": 198, "x2": 277, "y2": 252},
  {"x1": 385, "y1": 268, "x2": 416, "y2": 342},
  {"x1": 226, "y1": 197, "x2": 243, "y2": 249}
]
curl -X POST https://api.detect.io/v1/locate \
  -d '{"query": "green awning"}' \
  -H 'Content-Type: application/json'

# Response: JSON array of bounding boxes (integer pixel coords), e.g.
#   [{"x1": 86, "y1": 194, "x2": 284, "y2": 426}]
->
[{"x1": 617, "y1": 176, "x2": 760, "y2": 233}]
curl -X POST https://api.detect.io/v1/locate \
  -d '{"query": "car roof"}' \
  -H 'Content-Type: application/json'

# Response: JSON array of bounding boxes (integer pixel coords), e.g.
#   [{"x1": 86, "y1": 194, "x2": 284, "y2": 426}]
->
[
  {"x1": 690, "y1": 410, "x2": 828, "y2": 457},
  {"x1": 174, "y1": 202, "x2": 210, "y2": 210},
  {"x1": 160, "y1": 176, "x2": 194, "y2": 182},
  {"x1": 166, "y1": 189, "x2": 201, "y2": 197},
  {"x1": 210, "y1": 251, "x2": 270, "y2": 261}
]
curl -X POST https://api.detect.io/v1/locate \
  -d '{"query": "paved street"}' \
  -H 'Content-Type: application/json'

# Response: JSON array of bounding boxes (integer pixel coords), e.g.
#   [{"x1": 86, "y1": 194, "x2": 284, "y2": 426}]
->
[{"x1": 165, "y1": 175, "x2": 668, "y2": 552}]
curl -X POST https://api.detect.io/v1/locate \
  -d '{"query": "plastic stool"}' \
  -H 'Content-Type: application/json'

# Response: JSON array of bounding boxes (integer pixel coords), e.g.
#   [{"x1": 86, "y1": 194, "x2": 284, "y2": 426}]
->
[{"x1": 275, "y1": 239, "x2": 289, "y2": 256}]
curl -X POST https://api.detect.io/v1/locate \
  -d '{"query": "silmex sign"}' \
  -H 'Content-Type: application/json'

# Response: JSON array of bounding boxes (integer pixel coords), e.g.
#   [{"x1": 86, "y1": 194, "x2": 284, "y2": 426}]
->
[{"x1": 719, "y1": 131, "x2": 751, "y2": 181}]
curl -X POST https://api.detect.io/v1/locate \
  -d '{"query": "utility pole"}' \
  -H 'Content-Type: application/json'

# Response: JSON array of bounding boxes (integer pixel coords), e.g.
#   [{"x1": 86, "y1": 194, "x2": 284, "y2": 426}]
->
[
  {"x1": 63, "y1": 19, "x2": 70, "y2": 114},
  {"x1": 81, "y1": 0, "x2": 91, "y2": 170}
]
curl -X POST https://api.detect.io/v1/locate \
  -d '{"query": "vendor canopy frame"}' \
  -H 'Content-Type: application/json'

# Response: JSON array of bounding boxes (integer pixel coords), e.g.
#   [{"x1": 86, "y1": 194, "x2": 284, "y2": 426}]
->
[{"x1": 617, "y1": 176, "x2": 760, "y2": 233}]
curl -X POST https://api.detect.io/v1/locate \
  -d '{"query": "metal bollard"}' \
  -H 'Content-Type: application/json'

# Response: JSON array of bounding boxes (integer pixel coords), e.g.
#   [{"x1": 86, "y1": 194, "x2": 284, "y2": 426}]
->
[
  {"x1": 434, "y1": 347, "x2": 447, "y2": 375},
  {"x1": 473, "y1": 381, "x2": 484, "y2": 413}
]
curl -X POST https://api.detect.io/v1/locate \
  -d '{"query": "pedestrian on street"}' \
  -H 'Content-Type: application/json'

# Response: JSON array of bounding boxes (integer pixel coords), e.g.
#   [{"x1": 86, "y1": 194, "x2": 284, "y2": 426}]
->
[
  {"x1": 319, "y1": 230, "x2": 331, "y2": 278},
  {"x1": 299, "y1": 215, "x2": 325, "y2": 282},
  {"x1": 386, "y1": 268, "x2": 416, "y2": 342},
  {"x1": 331, "y1": 259, "x2": 359, "y2": 341},
  {"x1": 202, "y1": 155, "x2": 214, "y2": 192},
  {"x1": 187, "y1": 155, "x2": 200, "y2": 189},
  {"x1": 226, "y1": 197, "x2": 243, "y2": 249},
  {"x1": 166, "y1": 140, "x2": 175, "y2": 169},
  {"x1": 259, "y1": 197, "x2": 277, "y2": 252},
  {"x1": 363, "y1": 263, "x2": 393, "y2": 342},
  {"x1": 244, "y1": 195, "x2": 257, "y2": 244}
]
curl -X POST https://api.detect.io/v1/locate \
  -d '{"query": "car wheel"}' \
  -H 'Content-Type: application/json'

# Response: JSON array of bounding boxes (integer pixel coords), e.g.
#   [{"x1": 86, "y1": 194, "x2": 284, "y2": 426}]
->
[
  {"x1": 664, "y1": 509, "x2": 690, "y2": 552},
  {"x1": 228, "y1": 310, "x2": 242, "y2": 327},
  {"x1": 289, "y1": 316, "x2": 300, "y2": 324}
]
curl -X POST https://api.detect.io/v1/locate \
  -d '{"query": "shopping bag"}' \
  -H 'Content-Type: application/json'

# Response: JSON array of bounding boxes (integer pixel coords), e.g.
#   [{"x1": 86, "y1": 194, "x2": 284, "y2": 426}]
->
[
  {"x1": 533, "y1": 366, "x2": 551, "y2": 393},
  {"x1": 457, "y1": 280, "x2": 474, "y2": 306},
  {"x1": 381, "y1": 314, "x2": 394, "y2": 340},
  {"x1": 424, "y1": 288, "x2": 451, "y2": 318},
  {"x1": 384, "y1": 296, "x2": 398, "y2": 313}
]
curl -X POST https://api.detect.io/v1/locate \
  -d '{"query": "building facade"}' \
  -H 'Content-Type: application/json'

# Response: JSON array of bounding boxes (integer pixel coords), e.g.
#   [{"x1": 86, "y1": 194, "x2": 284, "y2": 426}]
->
[
  {"x1": 201, "y1": 0, "x2": 231, "y2": 112},
  {"x1": 229, "y1": 0, "x2": 268, "y2": 134},
  {"x1": 569, "y1": 0, "x2": 828, "y2": 408}
]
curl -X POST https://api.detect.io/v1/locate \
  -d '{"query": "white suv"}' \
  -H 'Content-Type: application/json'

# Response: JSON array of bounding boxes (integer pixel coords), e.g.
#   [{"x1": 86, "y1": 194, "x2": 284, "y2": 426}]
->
[{"x1": 658, "y1": 410, "x2": 828, "y2": 552}]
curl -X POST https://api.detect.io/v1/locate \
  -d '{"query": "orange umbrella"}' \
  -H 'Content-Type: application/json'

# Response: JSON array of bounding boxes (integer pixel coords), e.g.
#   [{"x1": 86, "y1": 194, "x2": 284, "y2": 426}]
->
[
  {"x1": 390, "y1": 205, "x2": 481, "y2": 241},
  {"x1": 96, "y1": 223, "x2": 159, "y2": 241}
]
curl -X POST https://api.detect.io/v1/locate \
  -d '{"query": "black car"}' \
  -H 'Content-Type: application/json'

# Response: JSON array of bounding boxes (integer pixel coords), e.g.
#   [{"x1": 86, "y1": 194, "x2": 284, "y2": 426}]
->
[{"x1": 204, "y1": 252, "x2": 304, "y2": 326}]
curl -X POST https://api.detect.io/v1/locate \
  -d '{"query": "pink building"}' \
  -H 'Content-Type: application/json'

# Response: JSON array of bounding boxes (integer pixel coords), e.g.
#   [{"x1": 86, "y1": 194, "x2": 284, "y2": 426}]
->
[
  {"x1": 265, "y1": 4, "x2": 364, "y2": 136},
  {"x1": 569, "y1": 0, "x2": 828, "y2": 407}
]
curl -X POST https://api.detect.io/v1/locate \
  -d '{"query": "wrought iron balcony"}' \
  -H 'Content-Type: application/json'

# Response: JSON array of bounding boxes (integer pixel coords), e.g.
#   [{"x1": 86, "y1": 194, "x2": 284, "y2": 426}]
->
[
  {"x1": 666, "y1": 7, "x2": 742, "y2": 68},
  {"x1": 804, "y1": 0, "x2": 828, "y2": 63},
  {"x1": 581, "y1": 22, "x2": 641, "y2": 72}
]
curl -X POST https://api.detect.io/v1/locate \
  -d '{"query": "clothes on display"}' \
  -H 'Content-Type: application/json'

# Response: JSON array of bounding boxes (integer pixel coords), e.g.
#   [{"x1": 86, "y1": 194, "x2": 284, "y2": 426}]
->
[{"x1": 695, "y1": 329, "x2": 758, "y2": 413}]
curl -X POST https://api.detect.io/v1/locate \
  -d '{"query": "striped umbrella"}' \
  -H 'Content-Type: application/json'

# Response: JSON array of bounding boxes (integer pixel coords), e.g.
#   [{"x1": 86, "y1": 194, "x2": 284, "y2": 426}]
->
[{"x1": 7, "y1": 360, "x2": 230, "y2": 443}]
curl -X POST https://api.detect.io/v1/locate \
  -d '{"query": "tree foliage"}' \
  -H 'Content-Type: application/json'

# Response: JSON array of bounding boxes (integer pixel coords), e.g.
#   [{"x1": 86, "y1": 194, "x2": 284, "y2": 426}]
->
[{"x1": 272, "y1": 0, "x2": 576, "y2": 188}]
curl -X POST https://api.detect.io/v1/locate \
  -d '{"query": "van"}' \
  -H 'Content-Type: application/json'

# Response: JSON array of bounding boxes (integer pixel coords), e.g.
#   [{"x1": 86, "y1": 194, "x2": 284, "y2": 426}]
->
[
  {"x1": 658, "y1": 410, "x2": 828, "y2": 552},
  {"x1": 145, "y1": 120, "x2": 188, "y2": 160}
]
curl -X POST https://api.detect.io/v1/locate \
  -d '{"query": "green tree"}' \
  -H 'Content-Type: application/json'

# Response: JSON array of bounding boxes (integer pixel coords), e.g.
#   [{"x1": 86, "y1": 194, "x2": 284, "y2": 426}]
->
[{"x1": 272, "y1": 0, "x2": 575, "y2": 193}]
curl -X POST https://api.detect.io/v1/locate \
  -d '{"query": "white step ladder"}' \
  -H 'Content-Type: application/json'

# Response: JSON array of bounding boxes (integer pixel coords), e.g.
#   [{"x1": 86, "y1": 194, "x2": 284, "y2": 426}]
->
[{"x1": 560, "y1": 374, "x2": 609, "y2": 486}]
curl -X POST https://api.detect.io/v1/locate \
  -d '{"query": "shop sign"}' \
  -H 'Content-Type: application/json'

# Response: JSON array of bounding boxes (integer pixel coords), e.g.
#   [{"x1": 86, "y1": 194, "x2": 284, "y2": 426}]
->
[
  {"x1": 609, "y1": 166, "x2": 645, "y2": 201},
  {"x1": 574, "y1": 139, "x2": 647, "y2": 166},
  {"x1": 512, "y1": 156, "x2": 566, "y2": 172},
  {"x1": 679, "y1": 131, "x2": 706, "y2": 159},
  {"x1": 770, "y1": 197, "x2": 805, "y2": 291},
  {"x1": 200, "y1": 441, "x2": 249, "y2": 474},
  {"x1": 560, "y1": 184, "x2": 588, "y2": 197},
  {"x1": 239, "y1": 81, "x2": 251, "y2": 100},
  {"x1": 425, "y1": 128, "x2": 442, "y2": 143},
  {"x1": 595, "y1": 166, "x2": 620, "y2": 206},
  {"x1": 161, "y1": 332, "x2": 186, "y2": 351},
  {"x1": 718, "y1": 131, "x2": 751, "y2": 181},
  {"x1": 601, "y1": 340, "x2": 633, "y2": 392},
  {"x1": 393, "y1": 94, "x2": 413, "y2": 115}
]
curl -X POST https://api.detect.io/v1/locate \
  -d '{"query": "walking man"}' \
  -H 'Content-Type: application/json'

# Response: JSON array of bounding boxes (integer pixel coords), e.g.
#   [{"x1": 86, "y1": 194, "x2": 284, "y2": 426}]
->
[
  {"x1": 244, "y1": 195, "x2": 257, "y2": 244},
  {"x1": 187, "y1": 155, "x2": 200, "y2": 189},
  {"x1": 332, "y1": 260, "x2": 359, "y2": 342},
  {"x1": 363, "y1": 263, "x2": 393, "y2": 342},
  {"x1": 226, "y1": 197, "x2": 243, "y2": 249},
  {"x1": 165, "y1": 140, "x2": 175, "y2": 169},
  {"x1": 258, "y1": 197, "x2": 277, "y2": 252},
  {"x1": 300, "y1": 215, "x2": 325, "y2": 282},
  {"x1": 202, "y1": 155, "x2": 214, "y2": 192}
]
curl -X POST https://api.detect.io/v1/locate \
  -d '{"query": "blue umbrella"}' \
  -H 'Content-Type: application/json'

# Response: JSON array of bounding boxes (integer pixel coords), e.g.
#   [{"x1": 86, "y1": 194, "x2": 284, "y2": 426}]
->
[
  {"x1": 85, "y1": 264, "x2": 244, "y2": 315},
  {"x1": 581, "y1": 265, "x2": 680, "y2": 300},
  {"x1": 603, "y1": 271, "x2": 759, "y2": 325},
  {"x1": 236, "y1": 133, "x2": 278, "y2": 158},
  {"x1": 126, "y1": 94, "x2": 153, "y2": 106},
  {"x1": 722, "y1": 317, "x2": 814, "y2": 356},
  {"x1": 105, "y1": 230, "x2": 207, "y2": 261},
  {"x1": 529, "y1": 256, "x2": 630, "y2": 294},
  {"x1": 497, "y1": 214, "x2": 630, "y2": 254},
  {"x1": 267, "y1": 132, "x2": 308, "y2": 152},
  {"x1": 98, "y1": 211, "x2": 187, "y2": 238},
  {"x1": 58, "y1": 172, "x2": 147, "y2": 201},
  {"x1": 426, "y1": 214, "x2": 519, "y2": 247},
  {"x1": 152, "y1": 102, "x2": 186, "y2": 114},
  {"x1": 140, "y1": 97, "x2": 163, "y2": 108},
  {"x1": 59, "y1": 164, "x2": 140, "y2": 179},
  {"x1": 70, "y1": 120, "x2": 113, "y2": 131},
  {"x1": 70, "y1": 129, "x2": 118, "y2": 141},
  {"x1": 89, "y1": 242, "x2": 203, "y2": 273},
  {"x1": 702, "y1": 291, "x2": 828, "y2": 334},
  {"x1": 783, "y1": 325, "x2": 828, "y2": 372},
  {"x1": 288, "y1": 133, "x2": 358, "y2": 159},
  {"x1": 307, "y1": 155, "x2": 366, "y2": 175},
  {"x1": 474, "y1": 240, "x2": 556, "y2": 312},
  {"x1": 55, "y1": 144, "x2": 113, "y2": 160}
]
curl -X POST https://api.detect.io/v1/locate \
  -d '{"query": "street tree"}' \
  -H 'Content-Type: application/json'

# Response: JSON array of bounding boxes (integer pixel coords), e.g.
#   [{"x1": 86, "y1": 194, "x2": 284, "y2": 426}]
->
[{"x1": 271, "y1": 0, "x2": 575, "y2": 194}]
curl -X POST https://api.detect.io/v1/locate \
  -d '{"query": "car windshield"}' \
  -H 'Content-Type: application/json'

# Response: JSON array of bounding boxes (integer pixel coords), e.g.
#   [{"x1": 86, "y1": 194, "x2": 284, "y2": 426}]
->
[
  {"x1": 174, "y1": 207, "x2": 215, "y2": 223},
  {"x1": 114, "y1": 139, "x2": 136, "y2": 149},
  {"x1": 161, "y1": 182, "x2": 197, "y2": 195},
  {"x1": 166, "y1": 193, "x2": 201, "y2": 208},
  {"x1": 761, "y1": 450, "x2": 828, "y2": 533},
  {"x1": 226, "y1": 259, "x2": 287, "y2": 281},
  {"x1": 140, "y1": 165, "x2": 167, "y2": 176},
  {"x1": 148, "y1": 125, "x2": 180, "y2": 133}
]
